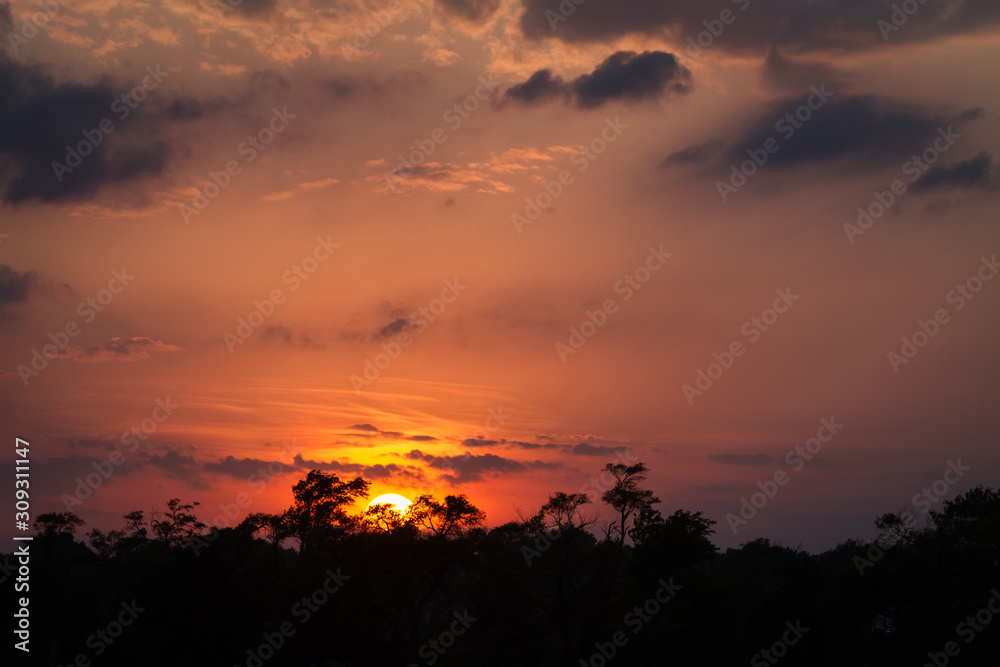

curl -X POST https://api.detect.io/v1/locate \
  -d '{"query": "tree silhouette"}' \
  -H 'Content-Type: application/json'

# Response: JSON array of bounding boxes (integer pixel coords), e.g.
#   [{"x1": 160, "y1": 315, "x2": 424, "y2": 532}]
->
[
  {"x1": 33, "y1": 511, "x2": 85, "y2": 538},
  {"x1": 151, "y1": 498, "x2": 207, "y2": 547},
  {"x1": 363, "y1": 502, "x2": 411, "y2": 533},
  {"x1": 599, "y1": 461, "x2": 659, "y2": 547},
  {"x1": 406, "y1": 493, "x2": 485, "y2": 538},
  {"x1": 283, "y1": 470, "x2": 370, "y2": 554},
  {"x1": 14, "y1": 464, "x2": 1000, "y2": 667}
]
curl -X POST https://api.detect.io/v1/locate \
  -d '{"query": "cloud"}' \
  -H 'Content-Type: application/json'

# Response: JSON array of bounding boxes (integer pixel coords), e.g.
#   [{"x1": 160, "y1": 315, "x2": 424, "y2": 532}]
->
[
  {"x1": 518, "y1": 0, "x2": 1000, "y2": 54},
  {"x1": 292, "y1": 453, "x2": 424, "y2": 481},
  {"x1": 503, "y1": 70, "x2": 566, "y2": 106},
  {"x1": 408, "y1": 435, "x2": 437, "y2": 441},
  {"x1": 404, "y1": 449, "x2": 560, "y2": 484},
  {"x1": 461, "y1": 437, "x2": 554, "y2": 450},
  {"x1": 733, "y1": 95, "x2": 970, "y2": 169},
  {"x1": 0, "y1": 2, "x2": 11, "y2": 35},
  {"x1": 67, "y1": 337, "x2": 182, "y2": 363},
  {"x1": 204, "y1": 455, "x2": 296, "y2": 479},
  {"x1": 0, "y1": 53, "x2": 173, "y2": 204},
  {"x1": 0, "y1": 265, "x2": 61, "y2": 315},
  {"x1": 708, "y1": 453, "x2": 775, "y2": 467},
  {"x1": 663, "y1": 139, "x2": 722, "y2": 167},
  {"x1": 670, "y1": 95, "x2": 978, "y2": 174},
  {"x1": 139, "y1": 450, "x2": 210, "y2": 490},
  {"x1": 760, "y1": 48, "x2": 847, "y2": 94},
  {"x1": 503, "y1": 51, "x2": 692, "y2": 109},
  {"x1": 262, "y1": 177, "x2": 338, "y2": 202},
  {"x1": 374, "y1": 317, "x2": 413, "y2": 340},
  {"x1": 912, "y1": 152, "x2": 995, "y2": 193},
  {"x1": 226, "y1": 0, "x2": 279, "y2": 20},
  {"x1": 350, "y1": 423, "x2": 380, "y2": 432},
  {"x1": 571, "y1": 442, "x2": 628, "y2": 456},
  {"x1": 435, "y1": 0, "x2": 501, "y2": 22},
  {"x1": 31, "y1": 451, "x2": 138, "y2": 500},
  {"x1": 259, "y1": 326, "x2": 324, "y2": 349}
]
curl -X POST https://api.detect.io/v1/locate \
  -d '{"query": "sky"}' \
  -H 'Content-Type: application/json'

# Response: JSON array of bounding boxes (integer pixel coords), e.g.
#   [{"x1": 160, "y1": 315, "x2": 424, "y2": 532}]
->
[{"x1": 1, "y1": 0, "x2": 998, "y2": 552}]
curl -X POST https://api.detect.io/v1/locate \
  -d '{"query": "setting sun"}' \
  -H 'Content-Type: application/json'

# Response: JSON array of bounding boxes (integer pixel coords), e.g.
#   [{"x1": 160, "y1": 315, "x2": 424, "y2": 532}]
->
[{"x1": 367, "y1": 493, "x2": 413, "y2": 515}]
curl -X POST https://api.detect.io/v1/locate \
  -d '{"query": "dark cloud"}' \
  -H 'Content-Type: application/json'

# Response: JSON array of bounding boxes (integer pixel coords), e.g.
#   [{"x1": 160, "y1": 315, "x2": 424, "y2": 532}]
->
[
  {"x1": 436, "y1": 0, "x2": 501, "y2": 22},
  {"x1": 260, "y1": 326, "x2": 325, "y2": 348},
  {"x1": 68, "y1": 336, "x2": 181, "y2": 363},
  {"x1": 26, "y1": 452, "x2": 138, "y2": 503},
  {"x1": 574, "y1": 51, "x2": 691, "y2": 108},
  {"x1": 572, "y1": 442, "x2": 627, "y2": 456},
  {"x1": 260, "y1": 326, "x2": 293, "y2": 344},
  {"x1": 405, "y1": 449, "x2": 559, "y2": 484},
  {"x1": 292, "y1": 453, "x2": 424, "y2": 481},
  {"x1": 325, "y1": 78, "x2": 358, "y2": 98},
  {"x1": 672, "y1": 95, "x2": 979, "y2": 174},
  {"x1": 203, "y1": 455, "x2": 296, "y2": 479},
  {"x1": 0, "y1": 265, "x2": 46, "y2": 314},
  {"x1": 736, "y1": 95, "x2": 947, "y2": 168},
  {"x1": 461, "y1": 437, "x2": 553, "y2": 450},
  {"x1": 249, "y1": 69, "x2": 288, "y2": 91},
  {"x1": 374, "y1": 317, "x2": 411, "y2": 340},
  {"x1": 663, "y1": 139, "x2": 722, "y2": 166},
  {"x1": 0, "y1": 2, "x2": 11, "y2": 35},
  {"x1": 350, "y1": 424, "x2": 380, "y2": 431},
  {"x1": 139, "y1": 450, "x2": 210, "y2": 490},
  {"x1": 912, "y1": 152, "x2": 995, "y2": 193},
  {"x1": 518, "y1": 0, "x2": 1000, "y2": 54},
  {"x1": 503, "y1": 51, "x2": 691, "y2": 109},
  {"x1": 408, "y1": 435, "x2": 437, "y2": 441},
  {"x1": 227, "y1": 0, "x2": 278, "y2": 19},
  {"x1": 462, "y1": 438, "x2": 500, "y2": 447},
  {"x1": 0, "y1": 53, "x2": 190, "y2": 204},
  {"x1": 760, "y1": 48, "x2": 848, "y2": 94},
  {"x1": 503, "y1": 70, "x2": 566, "y2": 105},
  {"x1": 708, "y1": 453, "x2": 775, "y2": 467}
]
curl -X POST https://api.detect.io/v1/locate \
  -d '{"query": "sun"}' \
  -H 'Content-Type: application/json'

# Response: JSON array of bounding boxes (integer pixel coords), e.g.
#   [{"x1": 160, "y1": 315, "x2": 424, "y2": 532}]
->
[{"x1": 367, "y1": 493, "x2": 412, "y2": 515}]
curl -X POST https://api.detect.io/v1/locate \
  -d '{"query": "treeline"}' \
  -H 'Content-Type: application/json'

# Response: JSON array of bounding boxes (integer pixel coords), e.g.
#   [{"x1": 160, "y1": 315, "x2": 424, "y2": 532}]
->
[{"x1": 7, "y1": 462, "x2": 1000, "y2": 666}]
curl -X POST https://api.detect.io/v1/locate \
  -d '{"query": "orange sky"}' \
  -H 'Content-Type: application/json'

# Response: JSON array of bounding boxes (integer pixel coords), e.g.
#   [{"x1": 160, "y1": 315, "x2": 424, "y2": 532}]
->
[{"x1": 1, "y1": 0, "x2": 999, "y2": 551}]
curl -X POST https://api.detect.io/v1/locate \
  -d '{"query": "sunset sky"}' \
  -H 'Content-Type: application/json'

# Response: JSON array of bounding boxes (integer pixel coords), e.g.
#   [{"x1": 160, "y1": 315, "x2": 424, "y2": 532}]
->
[{"x1": 1, "y1": 0, "x2": 998, "y2": 552}]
